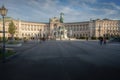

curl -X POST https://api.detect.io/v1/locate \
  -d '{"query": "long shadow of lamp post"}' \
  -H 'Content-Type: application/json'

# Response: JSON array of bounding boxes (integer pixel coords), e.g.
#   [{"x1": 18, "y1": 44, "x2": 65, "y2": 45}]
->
[{"x1": 0, "y1": 5, "x2": 8, "y2": 63}]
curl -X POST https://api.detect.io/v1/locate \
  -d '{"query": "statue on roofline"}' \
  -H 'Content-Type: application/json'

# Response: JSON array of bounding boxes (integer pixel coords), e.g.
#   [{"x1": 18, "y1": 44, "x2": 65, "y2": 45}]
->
[{"x1": 60, "y1": 12, "x2": 64, "y2": 23}]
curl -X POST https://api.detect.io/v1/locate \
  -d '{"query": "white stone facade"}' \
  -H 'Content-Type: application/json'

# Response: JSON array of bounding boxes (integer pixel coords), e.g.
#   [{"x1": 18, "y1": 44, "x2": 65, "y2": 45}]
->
[{"x1": 0, "y1": 17, "x2": 120, "y2": 39}]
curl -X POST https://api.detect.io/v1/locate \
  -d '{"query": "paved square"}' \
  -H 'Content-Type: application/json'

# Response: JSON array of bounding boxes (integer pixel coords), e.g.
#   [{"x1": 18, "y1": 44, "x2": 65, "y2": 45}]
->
[{"x1": 0, "y1": 40, "x2": 120, "y2": 80}]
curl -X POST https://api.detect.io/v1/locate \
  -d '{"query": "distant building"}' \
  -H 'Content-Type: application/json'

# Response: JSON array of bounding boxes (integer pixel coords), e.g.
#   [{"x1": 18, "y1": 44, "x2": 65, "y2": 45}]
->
[{"x1": 0, "y1": 16, "x2": 120, "y2": 39}]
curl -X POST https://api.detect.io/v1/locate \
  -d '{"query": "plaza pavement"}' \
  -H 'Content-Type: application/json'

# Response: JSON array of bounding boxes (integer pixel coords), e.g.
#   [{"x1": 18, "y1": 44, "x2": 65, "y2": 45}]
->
[{"x1": 0, "y1": 40, "x2": 120, "y2": 80}]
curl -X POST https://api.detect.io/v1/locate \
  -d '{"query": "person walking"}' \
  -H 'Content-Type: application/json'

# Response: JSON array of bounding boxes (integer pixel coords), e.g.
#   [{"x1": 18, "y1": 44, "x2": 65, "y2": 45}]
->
[
  {"x1": 103, "y1": 37, "x2": 106, "y2": 45},
  {"x1": 99, "y1": 37, "x2": 103, "y2": 45}
]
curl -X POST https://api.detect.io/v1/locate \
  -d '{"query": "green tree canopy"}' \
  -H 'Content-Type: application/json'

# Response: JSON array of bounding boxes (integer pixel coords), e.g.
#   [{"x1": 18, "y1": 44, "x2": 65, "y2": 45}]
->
[{"x1": 8, "y1": 21, "x2": 16, "y2": 39}]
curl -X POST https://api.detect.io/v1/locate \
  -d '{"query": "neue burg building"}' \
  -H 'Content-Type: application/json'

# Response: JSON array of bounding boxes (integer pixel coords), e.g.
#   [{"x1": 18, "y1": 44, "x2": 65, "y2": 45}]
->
[{"x1": 0, "y1": 16, "x2": 120, "y2": 40}]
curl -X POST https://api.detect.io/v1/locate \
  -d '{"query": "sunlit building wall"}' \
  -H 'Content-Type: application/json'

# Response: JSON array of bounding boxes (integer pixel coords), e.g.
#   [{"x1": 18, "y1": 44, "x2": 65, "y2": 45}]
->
[{"x1": 0, "y1": 17, "x2": 120, "y2": 39}]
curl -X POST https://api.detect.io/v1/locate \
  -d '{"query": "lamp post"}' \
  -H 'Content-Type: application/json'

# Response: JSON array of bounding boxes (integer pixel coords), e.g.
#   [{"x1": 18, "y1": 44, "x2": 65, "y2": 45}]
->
[{"x1": 0, "y1": 5, "x2": 8, "y2": 63}]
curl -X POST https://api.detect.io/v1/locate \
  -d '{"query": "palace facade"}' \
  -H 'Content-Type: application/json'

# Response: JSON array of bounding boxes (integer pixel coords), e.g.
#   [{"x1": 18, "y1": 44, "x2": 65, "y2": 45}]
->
[{"x1": 0, "y1": 16, "x2": 120, "y2": 39}]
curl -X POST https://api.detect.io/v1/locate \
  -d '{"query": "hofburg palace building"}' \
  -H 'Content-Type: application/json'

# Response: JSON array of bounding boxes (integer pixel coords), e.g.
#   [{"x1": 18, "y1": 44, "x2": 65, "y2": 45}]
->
[{"x1": 0, "y1": 14, "x2": 120, "y2": 40}]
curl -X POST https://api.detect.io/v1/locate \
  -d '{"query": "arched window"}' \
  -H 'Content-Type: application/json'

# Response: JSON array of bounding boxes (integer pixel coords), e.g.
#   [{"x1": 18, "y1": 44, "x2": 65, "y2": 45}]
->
[
  {"x1": 54, "y1": 24, "x2": 57, "y2": 29},
  {"x1": 22, "y1": 33, "x2": 24, "y2": 37}
]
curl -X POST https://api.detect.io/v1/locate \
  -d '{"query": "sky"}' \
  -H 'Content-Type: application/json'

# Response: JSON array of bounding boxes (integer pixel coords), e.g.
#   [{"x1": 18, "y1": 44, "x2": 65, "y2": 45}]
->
[{"x1": 0, "y1": 0, "x2": 120, "y2": 22}]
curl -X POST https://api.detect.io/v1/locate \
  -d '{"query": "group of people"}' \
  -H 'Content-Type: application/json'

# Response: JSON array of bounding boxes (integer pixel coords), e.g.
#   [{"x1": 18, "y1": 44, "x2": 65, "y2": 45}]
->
[
  {"x1": 99, "y1": 37, "x2": 106, "y2": 45},
  {"x1": 39, "y1": 37, "x2": 46, "y2": 42}
]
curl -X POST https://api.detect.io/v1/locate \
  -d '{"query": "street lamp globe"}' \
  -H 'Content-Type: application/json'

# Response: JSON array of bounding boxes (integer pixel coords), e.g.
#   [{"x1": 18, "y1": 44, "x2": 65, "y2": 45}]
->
[{"x1": 0, "y1": 5, "x2": 8, "y2": 16}]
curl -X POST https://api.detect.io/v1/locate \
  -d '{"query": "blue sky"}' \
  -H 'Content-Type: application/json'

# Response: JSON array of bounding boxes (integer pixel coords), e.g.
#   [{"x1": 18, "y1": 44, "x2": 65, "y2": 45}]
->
[{"x1": 0, "y1": 0, "x2": 120, "y2": 22}]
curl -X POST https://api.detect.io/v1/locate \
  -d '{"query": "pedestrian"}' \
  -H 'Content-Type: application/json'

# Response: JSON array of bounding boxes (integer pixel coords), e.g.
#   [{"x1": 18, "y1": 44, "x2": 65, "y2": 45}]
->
[
  {"x1": 99, "y1": 37, "x2": 103, "y2": 45},
  {"x1": 103, "y1": 37, "x2": 106, "y2": 45}
]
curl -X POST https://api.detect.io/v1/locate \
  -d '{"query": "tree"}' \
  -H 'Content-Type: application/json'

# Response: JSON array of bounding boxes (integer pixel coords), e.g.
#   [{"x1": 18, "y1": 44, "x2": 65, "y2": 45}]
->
[{"x1": 8, "y1": 21, "x2": 16, "y2": 40}]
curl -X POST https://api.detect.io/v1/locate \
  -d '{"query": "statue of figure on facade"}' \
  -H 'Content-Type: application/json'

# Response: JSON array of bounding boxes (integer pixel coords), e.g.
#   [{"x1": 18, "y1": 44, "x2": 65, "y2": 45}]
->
[
  {"x1": 50, "y1": 13, "x2": 69, "y2": 40},
  {"x1": 64, "y1": 29, "x2": 68, "y2": 39},
  {"x1": 58, "y1": 13, "x2": 68, "y2": 39},
  {"x1": 57, "y1": 25, "x2": 68, "y2": 39},
  {"x1": 60, "y1": 12, "x2": 64, "y2": 23}
]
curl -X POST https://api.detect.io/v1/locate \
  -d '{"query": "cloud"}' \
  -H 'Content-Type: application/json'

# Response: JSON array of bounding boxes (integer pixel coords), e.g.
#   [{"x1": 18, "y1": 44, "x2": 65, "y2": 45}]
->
[
  {"x1": 104, "y1": 2, "x2": 120, "y2": 10},
  {"x1": 0, "y1": 0, "x2": 120, "y2": 22},
  {"x1": 23, "y1": 0, "x2": 120, "y2": 21},
  {"x1": 68, "y1": 0, "x2": 97, "y2": 5}
]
